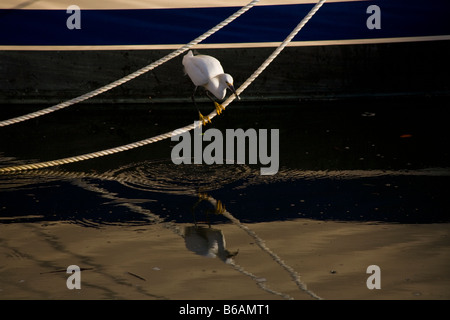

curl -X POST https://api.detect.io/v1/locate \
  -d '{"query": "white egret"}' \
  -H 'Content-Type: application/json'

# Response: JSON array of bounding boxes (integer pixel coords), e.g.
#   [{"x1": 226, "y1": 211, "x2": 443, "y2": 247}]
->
[{"x1": 182, "y1": 50, "x2": 240, "y2": 125}]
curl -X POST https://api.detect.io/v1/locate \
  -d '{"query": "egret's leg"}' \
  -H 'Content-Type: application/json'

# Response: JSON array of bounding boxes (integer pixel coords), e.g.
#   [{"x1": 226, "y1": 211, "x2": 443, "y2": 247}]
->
[
  {"x1": 191, "y1": 86, "x2": 199, "y2": 108},
  {"x1": 192, "y1": 86, "x2": 210, "y2": 125},
  {"x1": 206, "y1": 91, "x2": 225, "y2": 115}
]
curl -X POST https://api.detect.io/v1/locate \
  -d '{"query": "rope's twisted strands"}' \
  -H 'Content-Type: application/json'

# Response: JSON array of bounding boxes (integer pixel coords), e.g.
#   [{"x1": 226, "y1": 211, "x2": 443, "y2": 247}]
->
[
  {"x1": 0, "y1": 0, "x2": 327, "y2": 173},
  {"x1": 0, "y1": 123, "x2": 198, "y2": 172},
  {"x1": 0, "y1": 0, "x2": 261, "y2": 128}
]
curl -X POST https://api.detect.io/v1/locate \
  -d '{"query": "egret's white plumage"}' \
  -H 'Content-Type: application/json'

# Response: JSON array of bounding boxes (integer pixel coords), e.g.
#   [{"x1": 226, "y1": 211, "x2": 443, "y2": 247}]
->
[
  {"x1": 184, "y1": 226, "x2": 238, "y2": 264},
  {"x1": 182, "y1": 50, "x2": 239, "y2": 124}
]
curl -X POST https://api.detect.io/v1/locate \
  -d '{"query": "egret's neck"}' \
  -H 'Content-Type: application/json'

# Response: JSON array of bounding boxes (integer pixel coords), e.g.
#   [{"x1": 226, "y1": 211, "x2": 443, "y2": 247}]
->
[{"x1": 205, "y1": 75, "x2": 226, "y2": 100}]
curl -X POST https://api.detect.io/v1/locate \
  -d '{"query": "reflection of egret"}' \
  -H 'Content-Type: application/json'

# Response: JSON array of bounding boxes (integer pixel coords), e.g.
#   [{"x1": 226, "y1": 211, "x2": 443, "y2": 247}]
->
[
  {"x1": 184, "y1": 226, "x2": 238, "y2": 264},
  {"x1": 183, "y1": 50, "x2": 240, "y2": 125},
  {"x1": 191, "y1": 193, "x2": 227, "y2": 226}
]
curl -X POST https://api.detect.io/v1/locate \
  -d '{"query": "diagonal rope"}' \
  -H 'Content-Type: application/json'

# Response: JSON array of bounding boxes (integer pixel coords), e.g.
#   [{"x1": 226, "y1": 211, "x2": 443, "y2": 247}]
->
[
  {"x1": 0, "y1": 0, "x2": 261, "y2": 128},
  {"x1": 0, "y1": 0, "x2": 327, "y2": 173},
  {"x1": 220, "y1": 0, "x2": 327, "y2": 112}
]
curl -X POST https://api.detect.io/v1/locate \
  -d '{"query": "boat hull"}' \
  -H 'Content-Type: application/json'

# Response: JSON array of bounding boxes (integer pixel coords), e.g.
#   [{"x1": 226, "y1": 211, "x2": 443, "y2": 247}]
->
[
  {"x1": 1, "y1": 40, "x2": 449, "y2": 104},
  {"x1": 0, "y1": 0, "x2": 449, "y2": 104}
]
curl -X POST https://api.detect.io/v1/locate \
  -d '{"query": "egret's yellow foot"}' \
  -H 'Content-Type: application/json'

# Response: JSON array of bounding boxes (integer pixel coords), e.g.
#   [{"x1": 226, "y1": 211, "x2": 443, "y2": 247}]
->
[
  {"x1": 198, "y1": 111, "x2": 211, "y2": 126},
  {"x1": 214, "y1": 101, "x2": 225, "y2": 115},
  {"x1": 198, "y1": 193, "x2": 210, "y2": 201},
  {"x1": 215, "y1": 200, "x2": 225, "y2": 215}
]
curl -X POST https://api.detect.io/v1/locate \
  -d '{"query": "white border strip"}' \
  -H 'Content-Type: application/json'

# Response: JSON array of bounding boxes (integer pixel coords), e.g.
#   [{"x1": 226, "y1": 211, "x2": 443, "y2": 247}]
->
[
  {"x1": 0, "y1": 0, "x2": 363, "y2": 10},
  {"x1": 1, "y1": 35, "x2": 449, "y2": 51}
]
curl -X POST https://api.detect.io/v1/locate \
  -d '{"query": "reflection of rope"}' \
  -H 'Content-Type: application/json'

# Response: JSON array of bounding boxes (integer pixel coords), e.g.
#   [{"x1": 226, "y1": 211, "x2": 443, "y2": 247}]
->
[
  {"x1": 72, "y1": 179, "x2": 185, "y2": 238},
  {"x1": 228, "y1": 261, "x2": 294, "y2": 300},
  {"x1": 0, "y1": 0, "x2": 327, "y2": 173},
  {"x1": 204, "y1": 196, "x2": 323, "y2": 300},
  {"x1": 73, "y1": 173, "x2": 299, "y2": 299},
  {"x1": 78, "y1": 182, "x2": 305, "y2": 299},
  {"x1": 1, "y1": 167, "x2": 319, "y2": 299},
  {"x1": 0, "y1": 0, "x2": 261, "y2": 128}
]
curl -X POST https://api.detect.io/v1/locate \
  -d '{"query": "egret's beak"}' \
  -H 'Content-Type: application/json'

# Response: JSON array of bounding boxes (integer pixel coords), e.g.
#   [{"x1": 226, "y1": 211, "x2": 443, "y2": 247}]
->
[{"x1": 227, "y1": 83, "x2": 240, "y2": 100}]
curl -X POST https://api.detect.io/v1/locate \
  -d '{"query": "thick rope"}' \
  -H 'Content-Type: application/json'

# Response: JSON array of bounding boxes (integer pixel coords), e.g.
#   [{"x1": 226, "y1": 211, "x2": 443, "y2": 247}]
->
[
  {"x1": 221, "y1": 0, "x2": 327, "y2": 111},
  {"x1": 0, "y1": 0, "x2": 261, "y2": 128},
  {"x1": 0, "y1": 0, "x2": 327, "y2": 173}
]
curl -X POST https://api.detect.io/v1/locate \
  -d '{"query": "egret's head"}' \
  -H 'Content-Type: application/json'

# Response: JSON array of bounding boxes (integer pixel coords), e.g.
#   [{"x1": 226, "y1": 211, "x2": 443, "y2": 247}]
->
[{"x1": 223, "y1": 74, "x2": 240, "y2": 100}]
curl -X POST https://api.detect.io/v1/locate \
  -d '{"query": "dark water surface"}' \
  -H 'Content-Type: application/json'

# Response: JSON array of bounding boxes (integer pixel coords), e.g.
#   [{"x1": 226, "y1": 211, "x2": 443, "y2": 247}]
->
[
  {"x1": 1, "y1": 97, "x2": 450, "y2": 301},
  {"x1": 1, "y1": 97, "x2": 449, "y2": 225}
]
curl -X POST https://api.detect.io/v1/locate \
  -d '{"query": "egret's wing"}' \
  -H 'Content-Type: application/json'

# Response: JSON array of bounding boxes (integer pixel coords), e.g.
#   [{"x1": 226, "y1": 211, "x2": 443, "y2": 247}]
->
[
  {"x1": 194, "y1": 55, "x2": 224, "y2": 77},
  {"x1": 188, "y1": 55, "x2": 224, "y2": 86},
  {"x1": 183, "y1": 59, "x2": 207, "y2": 86}
]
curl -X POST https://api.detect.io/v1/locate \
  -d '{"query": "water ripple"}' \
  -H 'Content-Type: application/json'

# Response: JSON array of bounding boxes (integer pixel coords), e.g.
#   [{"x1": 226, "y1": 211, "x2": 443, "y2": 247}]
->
[{"x1": 107, "y1": 159, "x2": 255, "y2": 195}]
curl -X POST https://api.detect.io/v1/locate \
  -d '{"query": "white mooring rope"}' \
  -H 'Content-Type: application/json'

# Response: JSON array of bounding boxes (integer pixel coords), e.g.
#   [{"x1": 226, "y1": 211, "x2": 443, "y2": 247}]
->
[
  {"x1": 0, "y1": 0, "x2": 261, "y2": 128},
  {"x1": 0, "y1": 0, "x2": 327, "y2": 173}
]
